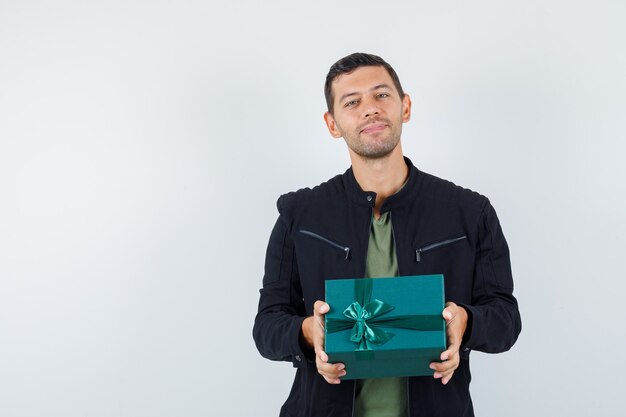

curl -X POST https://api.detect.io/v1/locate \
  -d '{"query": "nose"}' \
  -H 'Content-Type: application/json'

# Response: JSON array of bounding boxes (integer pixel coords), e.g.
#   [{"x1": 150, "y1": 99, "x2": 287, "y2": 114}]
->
[
  {"x1": 362, "y1": 97, "x2": 380, "y2": 118},
  {"x1": 364, "y1": 109, "x2": 379, "y2": 118}
]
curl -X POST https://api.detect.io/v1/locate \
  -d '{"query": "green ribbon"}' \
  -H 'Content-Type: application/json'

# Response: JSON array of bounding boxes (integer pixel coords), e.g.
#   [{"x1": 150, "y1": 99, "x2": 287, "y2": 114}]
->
[{"x1": 326, "y1": 278, "x2": 442, "y2": 351}]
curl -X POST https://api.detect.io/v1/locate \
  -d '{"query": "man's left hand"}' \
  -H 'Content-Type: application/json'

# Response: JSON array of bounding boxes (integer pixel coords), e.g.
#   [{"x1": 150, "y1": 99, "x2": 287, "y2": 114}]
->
[{"x1": 429, "y1": 302, "x2": 468, "y2": 385}]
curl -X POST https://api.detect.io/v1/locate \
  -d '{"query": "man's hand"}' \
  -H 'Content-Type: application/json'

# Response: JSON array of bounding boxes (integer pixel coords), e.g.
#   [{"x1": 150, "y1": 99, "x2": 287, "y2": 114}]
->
[
  {"x1": 429, "y1": 302, "x2": 468, "y2": 385},
  {"x1": 301, "y1": 300, "x2": 346, "y2": 384}
]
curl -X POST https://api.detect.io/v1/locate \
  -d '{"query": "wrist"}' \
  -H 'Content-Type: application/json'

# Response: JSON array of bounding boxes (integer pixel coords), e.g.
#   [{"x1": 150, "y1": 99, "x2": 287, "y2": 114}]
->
[
  {"x1": 300, "y1": 316, "x2": 314, "y2": 348},
  {"x1": 457, "y1": 305, "x2": 469, "y2": 342}
]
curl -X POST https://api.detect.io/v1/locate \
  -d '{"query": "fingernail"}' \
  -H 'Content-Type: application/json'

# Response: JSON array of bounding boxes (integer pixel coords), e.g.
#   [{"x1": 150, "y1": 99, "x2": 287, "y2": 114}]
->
[
  {"x1": 441, "y1": 354, "x2": 449, "y2": 361},
  {"x1": 444, "y1": 312, "x2": 452, "y2": 320},
  {"x1": 429, "y1": 364, "x2": 436, "y2": 370},
  {"x1": 339, "y1": 370, "x2": 346, "y2": 377},
  {"x1": 338, "y1": 364, "x2": 345, "y2": 370},
  {"x1": 433, "y1": 372, "x2": 442, "y2": 379}
]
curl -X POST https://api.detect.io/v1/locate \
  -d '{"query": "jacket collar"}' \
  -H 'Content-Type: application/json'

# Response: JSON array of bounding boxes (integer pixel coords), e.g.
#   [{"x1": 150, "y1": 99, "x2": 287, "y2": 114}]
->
[{"x1": 342, "y1": 156, "x2": 421, "y2": 211}]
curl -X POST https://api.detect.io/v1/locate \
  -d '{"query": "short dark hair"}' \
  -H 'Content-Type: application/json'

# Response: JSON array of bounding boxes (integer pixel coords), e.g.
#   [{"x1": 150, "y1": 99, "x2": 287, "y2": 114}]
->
[{"x1": 324, "y1": 52, "x2": 405, "y2": 114}]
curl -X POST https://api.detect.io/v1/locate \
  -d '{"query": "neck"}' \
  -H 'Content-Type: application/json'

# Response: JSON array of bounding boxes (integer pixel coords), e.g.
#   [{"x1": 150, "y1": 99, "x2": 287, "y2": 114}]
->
[{"x1": 349, "y1": 144, "x2": 408, "y2": 219}]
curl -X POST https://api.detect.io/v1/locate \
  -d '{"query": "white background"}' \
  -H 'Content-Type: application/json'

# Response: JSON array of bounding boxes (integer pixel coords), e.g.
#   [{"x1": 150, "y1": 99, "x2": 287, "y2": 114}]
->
[{"x1": 1, "y1": 1, "x2": 624, "y2": 416}]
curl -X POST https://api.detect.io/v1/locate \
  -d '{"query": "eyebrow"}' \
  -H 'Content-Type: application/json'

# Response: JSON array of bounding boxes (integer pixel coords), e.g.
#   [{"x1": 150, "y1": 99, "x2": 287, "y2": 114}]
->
[{"x1": 338, "y1": 84, "x2": 393, "y2": 103}]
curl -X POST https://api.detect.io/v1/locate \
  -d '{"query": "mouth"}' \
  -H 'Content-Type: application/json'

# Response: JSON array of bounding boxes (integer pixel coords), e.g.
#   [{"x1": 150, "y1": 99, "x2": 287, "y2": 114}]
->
[{"x1": 360, "y1": 122, "x2": 388, "y2": 134}]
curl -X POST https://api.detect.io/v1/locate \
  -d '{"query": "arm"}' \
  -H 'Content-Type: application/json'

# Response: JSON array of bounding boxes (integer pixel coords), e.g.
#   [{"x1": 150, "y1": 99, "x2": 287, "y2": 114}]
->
[
  {"x1": 430, "y1": 200, "x2": 521, "y2": 384},
  {"x1": 459, "y1": 201, "x2": 522, "y2": 353},
  {"x1": 253, "y1": 215, "x2": 347, "y2": 381},
  {"x1": 252, "y1": 216, "x2": 309, "y2": 368}
]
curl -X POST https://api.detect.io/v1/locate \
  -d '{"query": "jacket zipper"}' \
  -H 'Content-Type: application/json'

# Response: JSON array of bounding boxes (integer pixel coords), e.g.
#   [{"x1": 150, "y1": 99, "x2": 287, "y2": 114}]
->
[
  {"x1": 350, "y1": 208, "x2": 375, "y2": 417},
  {"x1": 389, "y1": 211, "x2": 401, "y2": 275},
  {"x1": 406, "y1": 377, "x2": 411, "y2": 417},
  {"x1": 299, "y1": 229, "x2": 351, "y2": 260},
  {"x1": 415, "y1": 235, "x2": 467, "y2": 262},
  {"x1": 391, "y1": 212, "x2": 412, "y2": 416},
  {"x1": 351, "y1": 380, "x2": 357, "y2": 417}
]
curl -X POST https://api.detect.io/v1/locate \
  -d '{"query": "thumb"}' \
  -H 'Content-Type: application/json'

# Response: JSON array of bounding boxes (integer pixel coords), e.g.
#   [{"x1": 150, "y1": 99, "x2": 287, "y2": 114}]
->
[
  {"x1": 314, "y1": 301, "x2": 329, "y2": 315},
  {"x1": 442, "y1": 302, "x2": 456, "y2": 322}
]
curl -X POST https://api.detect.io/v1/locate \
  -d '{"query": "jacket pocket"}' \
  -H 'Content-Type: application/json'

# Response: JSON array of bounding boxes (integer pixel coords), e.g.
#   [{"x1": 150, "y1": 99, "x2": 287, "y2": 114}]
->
[
  {"x1": 415, "y1": 235, "x2": 467, "y2": 262},
  {"x1": 299, "y1": 229, "x2": 351, "y2": 260}
]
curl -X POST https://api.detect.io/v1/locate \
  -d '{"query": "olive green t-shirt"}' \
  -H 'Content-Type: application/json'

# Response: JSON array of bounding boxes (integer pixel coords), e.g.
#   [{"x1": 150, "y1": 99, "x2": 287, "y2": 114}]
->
[{"x1": 354, "y1": 211, "x2": 407, "y2": 417}]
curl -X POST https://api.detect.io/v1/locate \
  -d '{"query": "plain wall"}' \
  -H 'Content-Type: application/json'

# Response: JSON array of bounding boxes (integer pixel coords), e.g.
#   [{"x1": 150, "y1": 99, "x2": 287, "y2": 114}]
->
[{"x1": 1, "y1": 1, "x2": 624, "y2": 416}]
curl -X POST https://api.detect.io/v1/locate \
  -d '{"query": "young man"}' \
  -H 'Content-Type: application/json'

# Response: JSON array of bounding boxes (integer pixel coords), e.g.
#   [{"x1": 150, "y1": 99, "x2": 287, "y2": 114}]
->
[{"x1": 253, "y1": 53, "x2": 521, "y2": 417}]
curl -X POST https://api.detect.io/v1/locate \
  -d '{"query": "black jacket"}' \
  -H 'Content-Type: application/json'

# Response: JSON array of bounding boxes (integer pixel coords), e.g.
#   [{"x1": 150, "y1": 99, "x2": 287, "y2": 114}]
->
[{"x1": 253, "y1": 157, "x2": 521, "y2": 417}]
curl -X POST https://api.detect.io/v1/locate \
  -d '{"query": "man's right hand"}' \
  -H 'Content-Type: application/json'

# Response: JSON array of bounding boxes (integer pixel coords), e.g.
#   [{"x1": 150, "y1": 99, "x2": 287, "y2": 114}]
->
[{"x1": 301, "y1": 300, "x2": 346, "y2": 384}]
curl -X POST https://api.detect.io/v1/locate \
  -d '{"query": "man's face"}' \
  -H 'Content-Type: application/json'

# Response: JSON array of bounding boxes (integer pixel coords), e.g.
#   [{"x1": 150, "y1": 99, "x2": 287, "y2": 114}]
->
[{"x1": 324, "y1": 65, "x2": 411, "y2": 159}]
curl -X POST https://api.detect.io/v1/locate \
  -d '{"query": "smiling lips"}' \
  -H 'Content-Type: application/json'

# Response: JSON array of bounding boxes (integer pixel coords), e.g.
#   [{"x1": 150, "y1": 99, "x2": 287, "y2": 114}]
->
[{"x1": 360, "y1": 122, "x2": 387, "y2": 134}]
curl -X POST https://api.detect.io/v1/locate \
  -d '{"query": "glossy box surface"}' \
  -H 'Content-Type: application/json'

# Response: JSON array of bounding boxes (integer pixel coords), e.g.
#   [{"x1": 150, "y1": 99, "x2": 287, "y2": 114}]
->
[{"x1": 324, "y1": 275, "x2": 446, "y2": 380}]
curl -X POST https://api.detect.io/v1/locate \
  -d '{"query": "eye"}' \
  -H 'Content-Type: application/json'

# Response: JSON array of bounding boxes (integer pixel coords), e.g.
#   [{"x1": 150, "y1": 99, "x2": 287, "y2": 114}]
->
[
  {"x1": 345, "y1": 99, "x2": 359, "y2": 108},
  {"x1": 377, "y1": 92, "x2": 390, "y2": 98}
]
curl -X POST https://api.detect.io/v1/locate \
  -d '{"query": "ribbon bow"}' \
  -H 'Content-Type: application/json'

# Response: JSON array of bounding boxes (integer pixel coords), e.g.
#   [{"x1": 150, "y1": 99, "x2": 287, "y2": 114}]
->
[{"x1": 343, "y1": 299, "x2": 395, "y2": 350}]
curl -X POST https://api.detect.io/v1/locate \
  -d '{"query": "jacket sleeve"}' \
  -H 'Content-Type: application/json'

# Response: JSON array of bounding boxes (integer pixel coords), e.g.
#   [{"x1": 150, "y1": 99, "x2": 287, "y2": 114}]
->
[
  {"x1": 252, "y1": 214, "x2": 310, "y2": 368},
  {"x1": 459, "y1": 201, "x2": 522, "y2": 354}
]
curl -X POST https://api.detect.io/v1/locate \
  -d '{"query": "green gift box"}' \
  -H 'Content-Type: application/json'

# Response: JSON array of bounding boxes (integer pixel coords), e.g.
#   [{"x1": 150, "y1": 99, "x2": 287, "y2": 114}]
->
[{"x1": 324, "y1": 275, "x2": 446, "y2": 380}]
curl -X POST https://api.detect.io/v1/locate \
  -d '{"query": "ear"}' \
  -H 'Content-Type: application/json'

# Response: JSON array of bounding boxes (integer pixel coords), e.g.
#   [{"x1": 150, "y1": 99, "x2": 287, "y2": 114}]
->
[
  {"x1": 401, "y1": 94, "x2": 412, "y2": 123},
  {"x1": 323, "y1": 111, "x2": 343, "y2": 138}
]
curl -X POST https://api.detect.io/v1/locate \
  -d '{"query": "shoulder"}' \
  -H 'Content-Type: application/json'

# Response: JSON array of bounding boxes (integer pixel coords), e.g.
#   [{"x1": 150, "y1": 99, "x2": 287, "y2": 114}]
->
[
  {"x1": 417, "y1": 170, "x2": 490, "y2": 213},
  {"x1": 276, "y1": 173, "x2": 345, "y2": 214}
]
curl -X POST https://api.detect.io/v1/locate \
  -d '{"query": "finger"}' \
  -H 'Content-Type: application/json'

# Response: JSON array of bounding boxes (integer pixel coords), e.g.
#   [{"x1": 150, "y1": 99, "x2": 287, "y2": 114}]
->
[
  {"x1": 441, "y1": 371, "x2": 455, "y2": 385},
  {"x1": 438, "y1": 358, "x2": 460, "y2": 384},
  {"x1": 312, "y1": 301, "x2": 329, "y2": 344},
  {"x1": 429, "y1": 359, "x2": 459, "y2": 374},
  {"x1": 318, "y1": 361, "x2": 345, "y2": 376},
  {"x1": 432, "y1": 371, "x2": 456, "y2": 384},
  {"x1": 439, "y1": 343, "x2": 460, "y2": 361},
  {"x1": 313, "y1": 327, "x2": 325, "y2": 348},
  {"x1": 314, "y1": 315, "x2": 325, "y2": 332},
  {"x1": 311, "y1": 301, "x2": 329, "y2": 354},
  {"x1": 314, "y1": 300, "x2": 329, "y2": 316},
  {"x1": 319, "y1": 368, "x2": 342, "y2": 385},
  {"x1": 323, "y1": 373, "x2": 344, "y2": 384},
  {"x1": 431, "y1": 367, "x2": 456, "y2": 384},
  {"x1": 444, "y1": 319, "x2": 463, "y2": 348},
  {"x1": 430, "y1": 353, "x2": 460, "y2": 373},
  {"x1": 436, "y1": 362, "x2": 458, "y2": 375},
  {"x1": 316, "y1": 348, "x2": 329, "y2": 363},
  {"x1": 317, "y1": 361, "x2": 346, "y2": 383},
  {"x1": 442, "y1": 302, "x2": 456, "y2": 323},
  {"x1": 315, "y1": 345, "x2": 337, "y2": 368}
]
